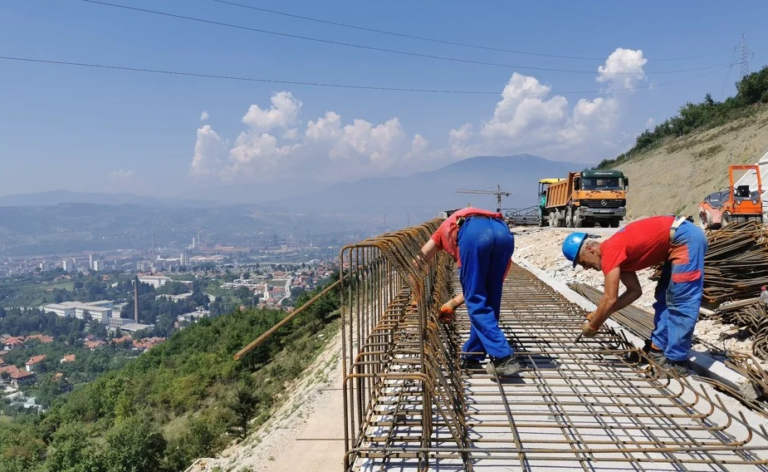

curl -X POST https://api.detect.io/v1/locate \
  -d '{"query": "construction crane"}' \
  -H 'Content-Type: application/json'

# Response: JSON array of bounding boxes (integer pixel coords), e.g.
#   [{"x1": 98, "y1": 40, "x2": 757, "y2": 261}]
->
[{"x1": 456, "y1": 185, "x2": 511, "y2": 213}]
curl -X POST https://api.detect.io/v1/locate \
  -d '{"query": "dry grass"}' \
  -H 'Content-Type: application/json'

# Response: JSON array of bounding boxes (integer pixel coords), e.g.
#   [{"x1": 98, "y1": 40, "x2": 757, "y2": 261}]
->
[{"x1": 615, "y1": 107, "x2": 768, "y2": 219}]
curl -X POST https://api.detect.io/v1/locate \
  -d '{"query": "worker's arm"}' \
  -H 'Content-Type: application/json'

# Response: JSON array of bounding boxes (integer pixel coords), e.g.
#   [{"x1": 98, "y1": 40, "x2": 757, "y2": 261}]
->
[
  {"x1": 411, "y1": 239, "x2": 440, "y2": 303},
  {"x1": 418, "y1": 239, "x2": 439, "y2": 264},
  {"x1": 588, "y1": 269, "x2": 642, "y2": 328}
]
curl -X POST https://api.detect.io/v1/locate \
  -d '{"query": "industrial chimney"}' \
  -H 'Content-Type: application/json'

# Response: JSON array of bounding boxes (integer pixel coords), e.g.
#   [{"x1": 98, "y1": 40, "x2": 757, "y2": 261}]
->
[{"x1": 134, "y1": 275, "x2": 140, "y2": 323}]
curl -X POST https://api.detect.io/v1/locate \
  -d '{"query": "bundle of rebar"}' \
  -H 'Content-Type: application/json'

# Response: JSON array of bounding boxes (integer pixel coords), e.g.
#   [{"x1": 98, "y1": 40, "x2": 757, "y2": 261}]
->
[{"x1": 703, "y1": 221, "x2": 768, "y2": 304}]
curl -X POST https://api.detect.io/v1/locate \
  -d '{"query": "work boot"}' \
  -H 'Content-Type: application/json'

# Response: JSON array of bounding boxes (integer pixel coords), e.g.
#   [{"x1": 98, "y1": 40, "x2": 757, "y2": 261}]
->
[
  {"x1": 661, "y1": 359, "x2": 689, "y2": 377},
  {"x1": 648, "y1": 347, "x2": 666, "y2": 366},
  {"x1": 486, "y1": 355, "x2": 522, "y2": 377},
  {"x1": 461, "y1": 358, "x2": 483, "y2": 371}
]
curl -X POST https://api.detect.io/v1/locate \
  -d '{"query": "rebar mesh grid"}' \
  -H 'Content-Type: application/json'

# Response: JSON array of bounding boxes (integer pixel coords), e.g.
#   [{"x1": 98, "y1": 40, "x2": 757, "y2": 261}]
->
[{"x1": 341, "y1": 226, "x2": 768, "y2": 472}]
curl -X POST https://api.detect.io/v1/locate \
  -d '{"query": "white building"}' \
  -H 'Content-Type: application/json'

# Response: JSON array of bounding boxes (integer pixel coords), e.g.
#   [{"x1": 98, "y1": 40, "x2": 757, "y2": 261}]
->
[
  {"x1": 89, "y1": 254, "x2": 94, "y2": 270},
  {"x1": 42, "y1": 301, "x2": 114, "y2": 324},
  {"x1": 109, "y1": 317, "x2": 130, "y2": 329},
  {"x1": 42, "y1": 303, "x2": 75, "y2": 318},
  {"x1": 139, "y1": 275, "x2": 171, "y2": 288},
  {"x1": 62, "y1": 259, "x2": 74, "y2": 272},
  {"x1": 120, "y1": 322, "x2": 155, "y2": 333},
  {"x1": 93, "y1": 260, "x2": 102, "y2": 271}
]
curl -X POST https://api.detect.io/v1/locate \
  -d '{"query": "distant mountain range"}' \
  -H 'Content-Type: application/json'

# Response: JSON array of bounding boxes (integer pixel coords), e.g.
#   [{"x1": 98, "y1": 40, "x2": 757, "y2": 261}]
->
[
  {"x1": 0, "y1": 190, "x2": 216, "y2": 208},
  {"x1": 0, "y1": 155, "x2": 587, "y2": 226},
  {"x1": 266, "y1": 155, "x2": 584, "y2": 225}
]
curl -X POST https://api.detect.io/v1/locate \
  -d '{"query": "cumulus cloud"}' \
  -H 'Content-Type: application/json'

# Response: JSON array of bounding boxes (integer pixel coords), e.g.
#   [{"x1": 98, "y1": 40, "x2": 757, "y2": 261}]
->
[
  {"x1": 597, "y1": 48, "x2": 648, "y2": 90},
  {"x1": 200, "y1": 111, "x2": 210, "y2": 121},
  {"x1": 190, "y1": 125, "x2": 228, "y2": 176},
  {"x1": 242, "y1": 92, "x2": 301, "y2": 131},
  {"x1": 190, "y1": 92, "x2": 422, "y2": 181},
  {"x1": 108, "y1": 169, "x2": 135, "y2": 179},
  {"x1": 189, "y1": 47, "x2": 649, "y2": 179},
  {"x1": 448, "y1": 47, "x2": 646, "y2": 161}
]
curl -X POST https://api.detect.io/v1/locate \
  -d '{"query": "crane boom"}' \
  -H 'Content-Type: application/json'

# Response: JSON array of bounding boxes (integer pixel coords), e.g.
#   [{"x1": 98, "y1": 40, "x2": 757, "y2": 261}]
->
[{"x1": 456, "y1": 184, "x2": 511, "y2": 213}]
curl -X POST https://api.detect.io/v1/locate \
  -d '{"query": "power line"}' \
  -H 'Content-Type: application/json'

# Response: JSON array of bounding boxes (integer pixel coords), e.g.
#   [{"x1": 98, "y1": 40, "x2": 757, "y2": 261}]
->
[
  {"x1": 0, "y1": 54, "x2": 729, "y2": 96},
  {"x1": 73, "y1": 0, "x2": 731, "y2": 76},
  {"x1": 208, "y1": 0, "x2": 732, "y2": 63}
]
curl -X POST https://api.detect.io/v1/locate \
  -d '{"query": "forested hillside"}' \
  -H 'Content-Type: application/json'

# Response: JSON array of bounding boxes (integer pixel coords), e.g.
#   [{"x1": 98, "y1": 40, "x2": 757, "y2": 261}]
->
[
  {"x1": 600, "y1": 65, "x2": 768, "y2": 170},
  {"x1": 0, "y1": 277, "x2": 340, "y2": 472}
]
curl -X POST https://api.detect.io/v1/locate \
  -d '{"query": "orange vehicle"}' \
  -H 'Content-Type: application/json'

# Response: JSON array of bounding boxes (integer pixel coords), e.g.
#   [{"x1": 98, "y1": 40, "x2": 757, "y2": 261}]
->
[
  {"x1": 699, "y1": 165, "x2": 763, "y2": 229},
  {"x1": 543, "y1": 170, "x2": 628, "y2": 228}
]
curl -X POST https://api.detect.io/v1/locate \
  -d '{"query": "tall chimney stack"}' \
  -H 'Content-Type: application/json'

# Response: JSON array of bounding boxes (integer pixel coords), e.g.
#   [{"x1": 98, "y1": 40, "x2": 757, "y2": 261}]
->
[{"x1": 134, "y1": 276, "x2": 140, "y2": 323}]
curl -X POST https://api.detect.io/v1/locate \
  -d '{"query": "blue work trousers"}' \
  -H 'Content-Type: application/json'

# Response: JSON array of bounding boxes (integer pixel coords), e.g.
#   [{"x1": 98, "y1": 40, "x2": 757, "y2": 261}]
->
[
  {"x1": 458, "y1": 217, "x2": 514, "y2": 361},
  {"x1": 651, "y1": 221, "x2": 708, "y2": 362}
]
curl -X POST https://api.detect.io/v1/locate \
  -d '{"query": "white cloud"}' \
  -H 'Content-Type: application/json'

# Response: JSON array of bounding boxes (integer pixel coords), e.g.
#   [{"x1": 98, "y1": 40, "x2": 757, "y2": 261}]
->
[
  {"x1": 108, "y1": 169, "x2": 135, "y2": 180},
  {"x1": 449, "y1": 48, "x2": 647, "y2": 161},
  {"x1": 481, "y1": 73, "x2": 569, "y2": 144},
  {"x1": 190, "y1": 92, "x2": 421, "y2": 181},
  {"x1": 597, "y1": 48, "x2": 648, "y2": 90},
  {"x1": 200, "y1": 111, "x2": 210, "y2": 121},
  {"x1": 242, "y1": 92, "x2": 301, "y2": 131},
  {"x1": 189, "y1": 48, "x2": 650, "y2": 179},
  {"x1": 190, "y1": 125, "x2": 227, "y2": 176}
]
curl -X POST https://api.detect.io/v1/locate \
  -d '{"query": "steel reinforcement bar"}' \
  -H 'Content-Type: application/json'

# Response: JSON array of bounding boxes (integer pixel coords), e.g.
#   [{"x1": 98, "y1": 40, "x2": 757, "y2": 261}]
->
[{"x1": 341, "y1": 225, "x2": 768, "y2": 471}]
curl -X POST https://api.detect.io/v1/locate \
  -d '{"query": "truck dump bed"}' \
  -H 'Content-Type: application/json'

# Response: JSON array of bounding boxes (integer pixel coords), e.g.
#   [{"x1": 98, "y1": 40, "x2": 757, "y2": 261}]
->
[{"x1": 545, "y1": 173, "x2": 574, "y2": 208}]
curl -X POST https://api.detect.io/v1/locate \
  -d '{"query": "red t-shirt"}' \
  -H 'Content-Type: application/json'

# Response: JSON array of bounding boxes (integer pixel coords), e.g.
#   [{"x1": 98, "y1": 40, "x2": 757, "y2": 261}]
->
[
  {"x1": 431, "y1": 207, "x2": 502, "y2": 267},
  {"x1": 601, "y1": 216, "x2": 675, "y2": 275}
]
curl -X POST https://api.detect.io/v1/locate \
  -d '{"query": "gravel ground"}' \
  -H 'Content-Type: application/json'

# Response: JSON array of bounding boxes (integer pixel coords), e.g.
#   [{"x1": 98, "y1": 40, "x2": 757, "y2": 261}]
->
[{"x1": 511, "y1": 227, "x2": 760, "y2": 359}]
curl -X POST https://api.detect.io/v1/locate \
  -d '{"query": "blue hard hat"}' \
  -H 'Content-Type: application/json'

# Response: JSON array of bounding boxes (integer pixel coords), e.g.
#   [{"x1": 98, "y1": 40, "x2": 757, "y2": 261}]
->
[{"x1": 562, "y1": 232, "x2": 588, "y2": 268}]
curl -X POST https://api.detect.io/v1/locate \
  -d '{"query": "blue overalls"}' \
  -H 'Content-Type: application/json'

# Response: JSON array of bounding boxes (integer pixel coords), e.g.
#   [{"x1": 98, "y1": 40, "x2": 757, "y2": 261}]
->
[
  {"x1": 458, "y1": 216, "x2": 515, "y2": 361},
  {"x1": 651, "y1": 220, "x2": 708, "y2": 362}
]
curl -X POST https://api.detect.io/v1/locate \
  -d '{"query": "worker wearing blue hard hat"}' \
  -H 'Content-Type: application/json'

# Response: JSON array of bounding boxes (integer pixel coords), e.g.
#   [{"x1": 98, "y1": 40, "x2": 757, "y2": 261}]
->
[{"x1": 562, "y1": 216, "x2": 708, "y2": 376}]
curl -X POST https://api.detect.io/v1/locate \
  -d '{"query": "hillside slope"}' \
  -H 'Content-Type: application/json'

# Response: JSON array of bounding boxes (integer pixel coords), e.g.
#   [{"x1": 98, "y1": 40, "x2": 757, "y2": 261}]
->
[{"x1": 612, "y1": 107, "x2": 768, "y2": 219}]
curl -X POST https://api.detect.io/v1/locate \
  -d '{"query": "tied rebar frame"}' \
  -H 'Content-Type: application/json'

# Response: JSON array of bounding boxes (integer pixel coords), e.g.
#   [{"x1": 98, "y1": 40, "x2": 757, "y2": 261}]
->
[
  {"x1": 341, "y1": 224, "x2": 768, "y2": 472},
  {"x1": 340, "y1": 220, "x2": 471, "y2": 471}
]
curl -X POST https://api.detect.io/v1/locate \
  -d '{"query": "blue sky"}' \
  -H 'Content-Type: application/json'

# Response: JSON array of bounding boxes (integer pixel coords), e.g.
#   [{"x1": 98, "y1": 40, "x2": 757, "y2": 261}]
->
[{"x1": 1, "y1": 0, "x2": 766, "y2": 199}]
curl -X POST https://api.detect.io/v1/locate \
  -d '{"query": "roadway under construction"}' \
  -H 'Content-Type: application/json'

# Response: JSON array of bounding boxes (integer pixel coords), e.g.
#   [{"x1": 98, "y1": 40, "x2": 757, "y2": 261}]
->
[{"x1": 339, "y1": 221, "x2": 768, "y2": 471}]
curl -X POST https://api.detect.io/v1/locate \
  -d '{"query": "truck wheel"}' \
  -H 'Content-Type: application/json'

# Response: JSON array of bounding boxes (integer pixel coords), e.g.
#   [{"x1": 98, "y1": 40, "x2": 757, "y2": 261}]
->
[
  {"x1": 610, "y1": 218, "x2": 620, "y2": 228},
  {"x1": 722, "y1": 211, "x2": 732, "y2": 227},
  {"x1": 565, "y1": 208, "x2": 574, "y2": 228},
  {"x1": 573, "y1": 213, "x2": 583, "y2": 228}
]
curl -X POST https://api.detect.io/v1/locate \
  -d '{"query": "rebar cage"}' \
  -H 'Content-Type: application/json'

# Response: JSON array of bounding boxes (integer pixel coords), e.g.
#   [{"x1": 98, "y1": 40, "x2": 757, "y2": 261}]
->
[{"x1": 340, "y1": 222, "x2": 768, "y2": 472}]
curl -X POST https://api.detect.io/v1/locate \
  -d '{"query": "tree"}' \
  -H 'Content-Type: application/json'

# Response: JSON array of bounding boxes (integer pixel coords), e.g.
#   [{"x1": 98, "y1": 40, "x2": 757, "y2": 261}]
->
[
  {"x1": 102, "y1": 415, "x2": 166, "y2": 472},
  {"x1": 44, "y1": 422, "x2": 105, "y2": 472},
  {"x1": 234, "y1": 287, "x2": 251, "y2": 303},
  {"x1": 226, "y1": 384, "x2": 261, "y2": 440}
]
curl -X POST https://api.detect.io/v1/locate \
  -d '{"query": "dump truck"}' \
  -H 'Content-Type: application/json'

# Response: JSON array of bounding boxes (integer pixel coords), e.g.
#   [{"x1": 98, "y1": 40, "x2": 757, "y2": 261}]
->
[
  {"x1": 699, "y1": 165, "x2": 763, "y2": 229},
  {"x1": 542, "y1": 170, "x2": 629, "y2": 228}
]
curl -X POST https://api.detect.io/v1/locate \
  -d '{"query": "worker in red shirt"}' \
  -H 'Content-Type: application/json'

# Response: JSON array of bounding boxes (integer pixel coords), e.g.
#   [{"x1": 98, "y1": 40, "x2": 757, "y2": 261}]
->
[
  {"x1": 562, "y1": 216, "x2": 708, "y2": 375},
  {"x1": 416, "y1": 207, "x2": 520, "y2": 376}
]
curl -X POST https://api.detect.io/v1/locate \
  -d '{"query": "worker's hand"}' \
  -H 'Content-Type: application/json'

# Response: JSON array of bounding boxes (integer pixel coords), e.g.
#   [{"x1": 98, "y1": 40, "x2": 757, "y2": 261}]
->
[
  {"x1": 581, "y1": 322, "x2": 600, "y2": 338},
  {"x1": 439, "y1": 299, "x2": 459, "y2": 323}
]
